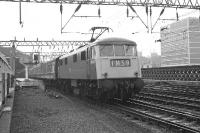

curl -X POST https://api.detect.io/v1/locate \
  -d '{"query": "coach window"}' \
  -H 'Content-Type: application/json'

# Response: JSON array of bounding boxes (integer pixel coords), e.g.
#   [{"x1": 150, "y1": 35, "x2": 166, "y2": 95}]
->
[
  {"x1": 81, "y1": 51, "x2": 86, "y2": 60},
  {"x1": 73, "y1": 54, "x2": 77, "y2": 62},
  {"x1": 114, "y1": 45, "x2": 125, "y2": 56},
  {"x1": 65, "y1": 58, "x2": 68, "y2": 65},
  {"x1": 100, "y1": 44, "x2": 114, "y2": 56}
]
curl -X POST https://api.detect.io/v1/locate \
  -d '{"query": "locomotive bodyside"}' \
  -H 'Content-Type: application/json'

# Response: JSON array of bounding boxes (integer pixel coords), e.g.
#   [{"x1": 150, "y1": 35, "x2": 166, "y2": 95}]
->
[{"x1": 58, "y1": 45, "x2": 97, "y2": 80}]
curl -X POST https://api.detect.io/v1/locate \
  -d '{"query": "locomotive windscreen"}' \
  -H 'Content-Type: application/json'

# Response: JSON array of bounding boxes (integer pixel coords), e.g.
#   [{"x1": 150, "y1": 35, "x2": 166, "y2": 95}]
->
[
  {"x1": 100, "y1": 44, "x2": 114, "y2": 56},
  {"x1": 99, "y1": 44, "x2": 136, "y2": 57},
  {"x1": 115, "y1": 45, "x2": 125, "y2": 56},
  {"x1": 125, "y1": 45, "x2": 136, "y2": 56}
]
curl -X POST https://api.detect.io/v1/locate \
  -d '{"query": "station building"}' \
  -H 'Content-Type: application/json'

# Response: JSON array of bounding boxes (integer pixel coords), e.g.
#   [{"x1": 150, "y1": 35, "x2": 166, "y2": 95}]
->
[{"x1": 160, "y1": 17, "x2": 200, "y2": 67}]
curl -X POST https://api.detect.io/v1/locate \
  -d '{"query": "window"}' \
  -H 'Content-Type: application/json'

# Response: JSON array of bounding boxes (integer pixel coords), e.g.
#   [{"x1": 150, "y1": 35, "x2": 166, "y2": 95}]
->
[
  {"x1": 91, "y1": 47, "x2": 96, "y2": 59},
  {"x1": 65, "y1": 58, "x2": 68, "y2": 65},
  {"x1": 87, "y1": 48, "x2": 91, "y2": 59},
  {"x1": 73, "y1": 54, "x2": 77, "y2": 62},
  {"x1": 81, "y1": 51, "x2": 86, "y2": 60},
  {"x1": 100, "y1": 45, "x2": 114, "y2": 56},
  {"x1": 47, "y1": 64, "x2": 51, "y2": 72},
  {"x1": 125, "y1": 45, "x2": 134, "y2": 56},
  {"x1": 114, "y1": 45, "x2": 125, "y2": 56}
]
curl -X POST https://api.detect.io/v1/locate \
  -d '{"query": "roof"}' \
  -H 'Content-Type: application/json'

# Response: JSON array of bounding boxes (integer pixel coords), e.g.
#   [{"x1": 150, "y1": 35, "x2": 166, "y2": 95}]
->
[
  {"x1": 95, "y1": 37, "x2": 137, "y2": 46},
  {"x1": 0, "y1": 46, "x2": 31, "y2": 58},
  {"x1": 0, "y1": 51, "x2": 12, "y2": 70},
  {"x1": 0, "y1": 46, "x2": 32, "y2": 65}
]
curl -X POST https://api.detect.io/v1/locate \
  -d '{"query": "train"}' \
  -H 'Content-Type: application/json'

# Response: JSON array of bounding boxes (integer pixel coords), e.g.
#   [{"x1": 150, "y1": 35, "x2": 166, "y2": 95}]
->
[
  {"x1": 0, "y1": 52, "x2": 13, "y2": 105},
  {"x1": 29, "y1": 37, "x2": 144, "y2": 101}
]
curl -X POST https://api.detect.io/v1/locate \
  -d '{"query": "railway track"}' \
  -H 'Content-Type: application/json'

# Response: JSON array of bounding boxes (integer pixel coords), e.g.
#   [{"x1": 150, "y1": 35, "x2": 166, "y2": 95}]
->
[
  {"x1": 141, "y1": 82, "x2": 200, "y2": 108},
  {"x1": 139, "y1": 92, "x2": 200, "y2": 105},
  {"x1": 143, "y1": 83, "x2": 200, "y2": 98},
  {"x1": 46, "y1": 80, "x2": 200, "y2": 132},
  {"x1": 129, "y1": 98, "x2": 200, "y2": 119},
  {"x1": 144, "y1": 85, "x2": 200, "y2": 94},
  {"x1": 111, "y1": 99, "x2": 200, "y2": 133},
  {"x1": 134, "y1": 94, "x2": 200, "y2": 112},
  {"x1": 142, "y1": 89, "x2": 200, "y2": 100},
  {"x1": 136, "y1": 86, "x2": 200, "y2": 116},
  {"x1": 108, "y1": 81, "x2": 200, "y2": 132}
]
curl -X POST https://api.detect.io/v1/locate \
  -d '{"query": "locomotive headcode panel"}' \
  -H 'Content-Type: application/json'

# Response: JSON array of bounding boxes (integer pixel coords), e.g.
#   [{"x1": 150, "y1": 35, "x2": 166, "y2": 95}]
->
[{"x1": 110, "y1": 59, "x2": 131, "y2": 67}]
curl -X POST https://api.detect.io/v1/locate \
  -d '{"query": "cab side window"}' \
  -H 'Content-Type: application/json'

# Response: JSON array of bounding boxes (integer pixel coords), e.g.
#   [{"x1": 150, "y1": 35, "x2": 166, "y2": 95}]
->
[
  {"x1": 65, "y1": 58, "x2": 68, "y2": 65},
  {"x1": 81, "y1": 51, "x2": 86, "y2": 60},
  {"x1": 73, "y1": 54, "x2": 77, "y2": 62},
  {"x1": 59, "y1": 60, "x2": 63, "y2": 66}
]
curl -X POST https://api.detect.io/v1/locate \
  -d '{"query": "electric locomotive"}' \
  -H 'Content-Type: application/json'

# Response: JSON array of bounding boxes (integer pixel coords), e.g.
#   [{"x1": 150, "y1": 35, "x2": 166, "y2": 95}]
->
[{"x1": 29, "y1": 37, "x2": 144, "y2": 101}]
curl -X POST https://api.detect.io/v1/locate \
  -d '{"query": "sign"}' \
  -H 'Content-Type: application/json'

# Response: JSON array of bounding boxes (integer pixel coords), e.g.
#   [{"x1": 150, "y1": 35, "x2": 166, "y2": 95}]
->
[{"x1": 110, "y1": 59, "x2": 131, "y2": 67}]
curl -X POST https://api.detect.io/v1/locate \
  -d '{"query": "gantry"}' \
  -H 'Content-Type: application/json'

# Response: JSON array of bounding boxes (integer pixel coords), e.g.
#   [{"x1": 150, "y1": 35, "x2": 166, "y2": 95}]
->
[
  {"x1": 0, "y1": 40, "x2": 88, "y2": 62},
  {"x1": 0, "y1": 0, "x2": 199, "y2": 9},
  {"x1": 1, "y1": 0, "x2": 200, "y2": 61}
]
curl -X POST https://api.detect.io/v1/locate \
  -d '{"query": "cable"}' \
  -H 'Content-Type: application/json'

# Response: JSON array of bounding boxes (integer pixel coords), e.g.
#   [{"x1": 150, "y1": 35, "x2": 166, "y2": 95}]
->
[{"x1": 61, "y1": 4, "x2": 82, "y2": 31}]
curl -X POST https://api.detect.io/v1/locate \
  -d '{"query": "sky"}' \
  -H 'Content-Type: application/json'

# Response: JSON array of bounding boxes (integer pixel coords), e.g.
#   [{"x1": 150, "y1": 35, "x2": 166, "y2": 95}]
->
[{"x1": 0, "y1": 1, "x2": 199, "y2": 57}]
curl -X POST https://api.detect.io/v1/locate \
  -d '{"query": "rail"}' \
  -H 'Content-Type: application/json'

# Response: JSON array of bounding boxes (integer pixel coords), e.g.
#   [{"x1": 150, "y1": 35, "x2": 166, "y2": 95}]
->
[{"x1": 110, "y1": 102, "x2": 200, "y2": 133}]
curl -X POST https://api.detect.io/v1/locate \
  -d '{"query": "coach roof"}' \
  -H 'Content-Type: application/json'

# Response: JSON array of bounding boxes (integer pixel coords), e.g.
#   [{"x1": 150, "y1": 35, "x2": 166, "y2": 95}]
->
[{"x1": 95, "y1": 37, "x2": 137, "y2": 46}]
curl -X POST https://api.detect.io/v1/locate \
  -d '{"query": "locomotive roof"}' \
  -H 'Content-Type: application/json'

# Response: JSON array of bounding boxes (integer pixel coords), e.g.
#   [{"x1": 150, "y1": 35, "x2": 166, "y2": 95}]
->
[{"x1": 95, "y1": 37, "x2": 137, "y2": 46}]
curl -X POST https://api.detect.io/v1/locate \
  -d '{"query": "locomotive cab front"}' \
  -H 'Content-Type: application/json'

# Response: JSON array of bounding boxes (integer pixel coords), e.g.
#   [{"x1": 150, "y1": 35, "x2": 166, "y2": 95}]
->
[{"x1": 94, "y1": 38, "x2": 144, "y2": 101}]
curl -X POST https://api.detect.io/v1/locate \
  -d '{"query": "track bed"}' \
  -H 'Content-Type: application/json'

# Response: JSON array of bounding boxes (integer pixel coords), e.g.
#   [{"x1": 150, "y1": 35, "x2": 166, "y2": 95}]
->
[{"x1": 10, "y1": 87, "x2": 154, "y2": 133}]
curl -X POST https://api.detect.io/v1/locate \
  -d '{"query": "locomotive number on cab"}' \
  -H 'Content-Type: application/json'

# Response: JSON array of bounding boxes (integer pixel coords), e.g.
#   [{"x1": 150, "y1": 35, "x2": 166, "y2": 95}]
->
[{"x1": 110, "y1": 59, "x2": 131, "y2": 67}]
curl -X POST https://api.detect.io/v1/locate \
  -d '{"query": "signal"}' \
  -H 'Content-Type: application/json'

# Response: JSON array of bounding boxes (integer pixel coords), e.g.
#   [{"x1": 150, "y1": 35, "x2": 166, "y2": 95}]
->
[{"x1": 33, "y1": 54, "x2": 39, "y2": 64}]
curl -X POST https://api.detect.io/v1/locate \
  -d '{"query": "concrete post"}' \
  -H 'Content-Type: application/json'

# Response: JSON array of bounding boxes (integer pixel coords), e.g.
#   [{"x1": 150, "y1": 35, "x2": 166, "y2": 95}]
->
[{"x1": 12, "y1": 42, "x2": 16, "y2": 77}]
